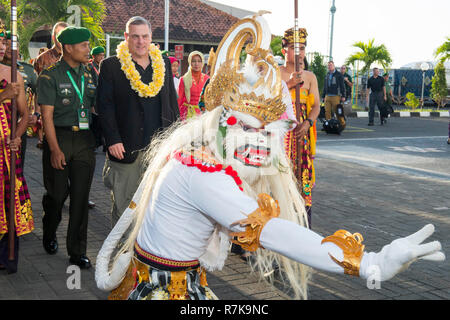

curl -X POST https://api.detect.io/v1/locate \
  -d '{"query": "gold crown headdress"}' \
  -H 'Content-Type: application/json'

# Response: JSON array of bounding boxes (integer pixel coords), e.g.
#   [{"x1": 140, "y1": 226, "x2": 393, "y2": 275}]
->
[
  {"x1": 205, "y1": 12, "x2": 286, "y2": 124},
  {"x1": 0, "y1": 20, "x2": 6, "y2": 38},
  {"x1": 282, "y1": 27, "x2": 308, "y2": 46}
]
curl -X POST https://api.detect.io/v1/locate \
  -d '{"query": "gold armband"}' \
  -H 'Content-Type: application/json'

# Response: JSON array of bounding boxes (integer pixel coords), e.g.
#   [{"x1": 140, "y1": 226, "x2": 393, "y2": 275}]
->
[
  {"x1": 321, "y1": 230, "x2": 365, "y2": 277},
  {"x1": 229, "y1": 193, "x2": 280, "y2": 252}
]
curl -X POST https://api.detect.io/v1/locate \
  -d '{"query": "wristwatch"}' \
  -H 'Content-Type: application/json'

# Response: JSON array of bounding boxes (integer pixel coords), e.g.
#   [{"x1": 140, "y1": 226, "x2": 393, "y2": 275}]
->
[
  {"x1": 33, "y1": 112, "x2": 41, "y2": 120},
  {"x1": 306, "y1": 118, "x2": 314, "y2": 126}
]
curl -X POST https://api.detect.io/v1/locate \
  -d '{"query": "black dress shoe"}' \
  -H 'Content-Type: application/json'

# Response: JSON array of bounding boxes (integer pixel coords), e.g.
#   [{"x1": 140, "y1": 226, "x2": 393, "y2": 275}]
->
[
  {"x1": 43, "y1": 238, "x2": 58, "y2": 255},
  {"x1": 368, "y1": 122, "x2": 374, "y2": 126},
  {"x1": 69, "y1": 255, "x2": 91, "y2": 269},
  {"x1": 88, "y1": 200, "x2": 96, "y2": 209}
]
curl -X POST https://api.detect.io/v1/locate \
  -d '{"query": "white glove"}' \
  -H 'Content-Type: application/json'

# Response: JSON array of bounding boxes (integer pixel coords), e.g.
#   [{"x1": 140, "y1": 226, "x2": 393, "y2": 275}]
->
[{"x1": 360, "y1": 224, "x2": 445, "y2": 281}]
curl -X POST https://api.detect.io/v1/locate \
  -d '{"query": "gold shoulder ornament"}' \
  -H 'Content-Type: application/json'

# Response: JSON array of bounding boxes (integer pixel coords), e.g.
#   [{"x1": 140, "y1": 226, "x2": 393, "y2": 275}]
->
[
  {"x1": 229, "y1": 193, "x2": 280, "y2": 252},
  {"x1": 321, "y1": 230, "x2": 365, "y2": 276}
]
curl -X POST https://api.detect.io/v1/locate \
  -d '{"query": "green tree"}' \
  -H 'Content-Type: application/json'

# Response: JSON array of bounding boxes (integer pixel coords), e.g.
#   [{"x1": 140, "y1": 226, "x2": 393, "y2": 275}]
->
[
  {"x1": 404, "y1": 92, "x2": 420, "y2": 110},
  {"x1": 0, "y1": 0, "x2": 106, "y2": 59},
  {"x1": 345, "y1": 39, "x2": 392, "y2": 104},
  {"x1": 345, "y1": 39, "x2": 392, "y2": 74},
  {"x1": 434, "y1": 37, "x2": 450, "y2": 63},
  {"x1": 430, "y1": 61, "x2": 448, "y2": 109},
  {"x1": 308, "y1": 52, "x2": 327, "y2": 97}
]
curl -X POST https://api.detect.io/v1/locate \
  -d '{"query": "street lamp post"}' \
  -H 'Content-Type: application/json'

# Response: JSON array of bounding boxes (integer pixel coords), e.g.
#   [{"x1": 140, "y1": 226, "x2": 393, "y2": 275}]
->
[
  {"x1": 329, "y1": 0, "x2": 336, "y2": 61},
  {"x1": 420, "y1": 62, "x2": 430, "y2": 110}
]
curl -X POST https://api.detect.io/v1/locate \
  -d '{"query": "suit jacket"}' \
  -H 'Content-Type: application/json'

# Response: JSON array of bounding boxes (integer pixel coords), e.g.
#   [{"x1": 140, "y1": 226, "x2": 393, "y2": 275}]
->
[
  {"x1": 322, "y1": 70, "x2": 345, "y2": 99},
  {"x1": 97, "y1": 55, "x2": 179, "y2": 163}
]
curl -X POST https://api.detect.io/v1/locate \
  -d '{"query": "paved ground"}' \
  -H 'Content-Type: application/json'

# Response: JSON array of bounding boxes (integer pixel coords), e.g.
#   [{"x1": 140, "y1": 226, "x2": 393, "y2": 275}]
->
[{"x1": 0, "y1": 116, "x2": 448, "y2": 300}]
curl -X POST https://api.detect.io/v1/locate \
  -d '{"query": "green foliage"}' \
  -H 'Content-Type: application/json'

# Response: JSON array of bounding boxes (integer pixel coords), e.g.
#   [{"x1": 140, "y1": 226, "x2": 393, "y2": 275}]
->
[
  {"x1": 308, "y1": 52, "x2": 327, "y2": 97},
  {"x1": 430, "y1": 61, "x2": 448, "y2": 109},
  {"x1": 404, "y1": 92, "x2": 420, "y2": 110},
  {"x1": 345, "y1": 38, "x2": 392, "y2": 75},
  {"x1": 0, "y1": 0, "x2": 106, "y2": 60},
  {"x1": 270, "y1": 36, "x2": 282, "y2": 57},
  {"x1": 434, "y1": 37, "x2": 450, "y2": 63}
]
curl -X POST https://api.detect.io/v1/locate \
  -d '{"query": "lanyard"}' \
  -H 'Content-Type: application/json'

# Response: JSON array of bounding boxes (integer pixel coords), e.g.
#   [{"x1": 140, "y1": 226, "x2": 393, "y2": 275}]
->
[
  {"x1": 90, "y1": 62, "x2": 99, "y2": 76},
  {"x1": 66, "y1": 70, "x2": 85, "y2": 108}
]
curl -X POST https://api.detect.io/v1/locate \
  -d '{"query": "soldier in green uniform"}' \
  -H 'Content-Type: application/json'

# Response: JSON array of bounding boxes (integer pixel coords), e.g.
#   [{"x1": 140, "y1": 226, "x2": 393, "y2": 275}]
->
[
  {"x1": 86, "y1": 46, "x2": 105, "y2": 151},
  {"x1": 86, "y1": 46, "x2": 104, "y2": 85},
  {"x1": 36, "y1": 27, "x2": 96, "y2": 269},
  {"x1": 2, "y1": 31, "x2": 40, "y2": 165}
]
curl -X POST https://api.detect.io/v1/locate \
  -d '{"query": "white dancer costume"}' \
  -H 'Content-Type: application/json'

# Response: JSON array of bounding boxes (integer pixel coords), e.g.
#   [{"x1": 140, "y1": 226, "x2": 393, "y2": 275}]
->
[{"x1": 95, "y1": 14, "x2": 445, "y2": 300}]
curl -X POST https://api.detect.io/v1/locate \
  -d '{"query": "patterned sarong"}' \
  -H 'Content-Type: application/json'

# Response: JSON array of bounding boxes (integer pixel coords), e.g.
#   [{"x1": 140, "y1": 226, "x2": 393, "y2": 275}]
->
[
  {"x1": 284, "y1": 88, "x2": 316, "y2": 208},
  {"x1": 0, "y1": 79, "x2": 34, "y2": 237}
]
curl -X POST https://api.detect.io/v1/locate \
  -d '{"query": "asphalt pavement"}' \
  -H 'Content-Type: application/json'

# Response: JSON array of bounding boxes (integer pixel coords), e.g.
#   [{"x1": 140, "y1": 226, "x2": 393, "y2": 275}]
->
[{"x1": 0, "y1": 116, "x2": 448, "y2": 300}]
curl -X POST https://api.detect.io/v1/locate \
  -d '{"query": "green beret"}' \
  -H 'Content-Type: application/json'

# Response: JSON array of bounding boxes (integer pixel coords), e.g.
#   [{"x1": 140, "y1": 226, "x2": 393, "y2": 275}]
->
[
  {"x1": 161, "y1": 50, "x2": 169, "y2": 57},
  {"x1": 57, "y1": 27, "x2": 91, "y2": 45},
  {"x1": 91, "y1": 46, "x2": 105, "y2": 56}
]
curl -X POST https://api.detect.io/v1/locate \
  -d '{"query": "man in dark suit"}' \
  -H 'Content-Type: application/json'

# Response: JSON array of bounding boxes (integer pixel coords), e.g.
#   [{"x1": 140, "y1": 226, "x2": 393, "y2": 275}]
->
[{"x1": 97, "y1": 16, "x2": 179, "y2": 228}]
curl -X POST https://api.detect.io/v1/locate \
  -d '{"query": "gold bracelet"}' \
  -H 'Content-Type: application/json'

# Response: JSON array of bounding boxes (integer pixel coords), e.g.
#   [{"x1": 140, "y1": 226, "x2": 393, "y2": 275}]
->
[{"x1": 321, "y1": 230, "x2": 365, "y2": 277}]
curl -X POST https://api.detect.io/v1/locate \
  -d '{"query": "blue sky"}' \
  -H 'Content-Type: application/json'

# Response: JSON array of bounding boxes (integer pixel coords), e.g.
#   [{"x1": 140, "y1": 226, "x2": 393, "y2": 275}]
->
[{"x1": 213, "y1": 0, "x2": 450, "y2": 68}]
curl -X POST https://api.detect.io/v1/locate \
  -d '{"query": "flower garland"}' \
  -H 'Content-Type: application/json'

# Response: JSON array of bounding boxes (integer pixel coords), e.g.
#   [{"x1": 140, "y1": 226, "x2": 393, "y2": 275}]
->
[
  {"x1": 116, "y1": 41, "x2": 165, "y2": 98},
  {"x1": 174, "y1": 149, "x2": 244, "y2": 191}
]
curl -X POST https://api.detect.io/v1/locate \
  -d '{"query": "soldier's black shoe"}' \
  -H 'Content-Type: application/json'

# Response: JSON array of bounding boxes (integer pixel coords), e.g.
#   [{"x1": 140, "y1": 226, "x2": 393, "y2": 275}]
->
[
  {"x1": 69, "y1": 255, "x2": 91, "y2": 269},
  {"x1": 368, "y1": 122, "x2": 374, "y2": 126},
  {"x1": 43, "y1": 238, "x2": 58, "y2": 255},
  {"x1": 88, "y1": 200, "x2": 96, "y2": 209}
]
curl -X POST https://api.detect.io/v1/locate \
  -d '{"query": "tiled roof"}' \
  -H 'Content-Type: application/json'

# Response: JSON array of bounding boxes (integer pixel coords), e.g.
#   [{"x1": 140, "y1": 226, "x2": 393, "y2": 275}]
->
[{"x1": 102, "y1": 0, "x2": 239, "y2": 43}]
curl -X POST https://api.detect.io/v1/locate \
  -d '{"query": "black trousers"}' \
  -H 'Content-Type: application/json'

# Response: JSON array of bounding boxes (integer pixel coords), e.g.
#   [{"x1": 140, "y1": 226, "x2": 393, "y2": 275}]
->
[
  {"x1": 369, "y1": 91, "x2": 385, "y2": 123},
  {"x1": 91, "y1": 114, "x2": 104, "y2": 149},
  {"x1": 42, "y1": 128, "x2": 95, "y2": 258}
]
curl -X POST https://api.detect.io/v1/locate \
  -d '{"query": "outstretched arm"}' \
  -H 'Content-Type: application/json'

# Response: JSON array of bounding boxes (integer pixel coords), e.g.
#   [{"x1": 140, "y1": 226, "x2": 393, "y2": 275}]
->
[{"x1": 192, "y1": 171, "x2": 445, "y2": 282}]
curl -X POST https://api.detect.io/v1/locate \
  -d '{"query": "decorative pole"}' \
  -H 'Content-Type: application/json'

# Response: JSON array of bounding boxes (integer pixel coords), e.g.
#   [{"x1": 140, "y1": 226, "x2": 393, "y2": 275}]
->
[
  {"x1": 294, "y1": 0, "x2": 302, "y2": 183},
  {"x1": 8, "y1": 0, "x2": 18, "y2": 261},
  {"x1": 164, "y1": 0, "x2": 170, "y2": 51}
]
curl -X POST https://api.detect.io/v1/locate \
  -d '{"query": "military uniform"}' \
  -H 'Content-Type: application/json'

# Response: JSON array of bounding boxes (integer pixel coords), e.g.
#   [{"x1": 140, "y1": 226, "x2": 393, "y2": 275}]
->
[
  {"x1": 86, "y1": 47, "x2": 104, "y2": 149},
  {"x1": 36, "y1": 27, "x2": 96, "y2": 267}
]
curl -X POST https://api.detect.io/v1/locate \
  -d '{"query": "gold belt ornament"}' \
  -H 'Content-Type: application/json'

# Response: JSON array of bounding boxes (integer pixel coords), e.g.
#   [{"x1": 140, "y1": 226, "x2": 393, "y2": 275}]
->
[
  {"x1": 134, "y1": 242, "x2": 200, "y2": 268},
  {"x1": 321, "y1": 230, "x2": 365, "y2": 277},
  {"x1": 230, "y1": 193, "x2": 280, "y2": 252}
]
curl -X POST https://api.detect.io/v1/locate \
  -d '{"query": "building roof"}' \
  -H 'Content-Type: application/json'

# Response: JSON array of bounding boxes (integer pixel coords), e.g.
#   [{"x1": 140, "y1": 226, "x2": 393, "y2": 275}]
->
[
  {"x1": 198, "y1": 0, "x2": 255, "y2": 19},
  {"x1": 102, "y1": 0, "x2": 239, "y2": 44}
]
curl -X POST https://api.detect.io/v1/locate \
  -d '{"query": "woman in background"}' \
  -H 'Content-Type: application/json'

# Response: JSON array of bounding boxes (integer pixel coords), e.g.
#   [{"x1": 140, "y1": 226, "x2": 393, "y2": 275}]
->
[
  {"x1": 177, "y1": 51, "x2": 209, "y2": 120},
  {"x1": 169, "y1": 56, "x2": 180, "y2": 94}
]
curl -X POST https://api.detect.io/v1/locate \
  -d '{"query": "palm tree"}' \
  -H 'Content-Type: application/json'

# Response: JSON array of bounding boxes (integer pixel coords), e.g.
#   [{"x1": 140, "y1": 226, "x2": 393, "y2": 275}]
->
[
  {"x1": 434, "y1": 37, "x2": 450, "y2": 63},
  {"x1": 345, "y1": 39, "x2": 392, "y2": 104},
  {"x1": 346, "y1": 39, "x2": 392, "y2": 74},
  {"x1": 0, "y1": 0, "x2": 106, "y2": 59}
]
